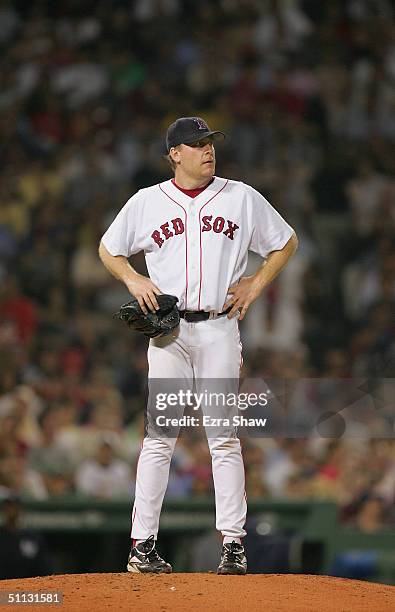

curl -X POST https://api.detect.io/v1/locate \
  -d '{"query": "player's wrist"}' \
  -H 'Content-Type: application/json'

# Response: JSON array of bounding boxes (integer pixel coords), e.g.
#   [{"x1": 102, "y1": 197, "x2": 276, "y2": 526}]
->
[
  {"x1": 123, "y1": 270, "x2": 141, "y2": 287},
  {"x1": 252, "y1": 271, "x2": 266, "y2": 292}
]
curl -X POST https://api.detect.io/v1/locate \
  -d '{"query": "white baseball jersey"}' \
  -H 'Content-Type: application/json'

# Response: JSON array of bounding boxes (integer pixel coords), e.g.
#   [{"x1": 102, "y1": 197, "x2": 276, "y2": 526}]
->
[{"x1": 101, "y1": 176, "x2": 294, "y2": 311}]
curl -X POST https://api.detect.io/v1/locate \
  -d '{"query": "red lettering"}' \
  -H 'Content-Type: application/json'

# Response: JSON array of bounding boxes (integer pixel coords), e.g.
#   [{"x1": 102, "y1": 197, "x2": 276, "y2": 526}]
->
[
  {"x1": 213, "y1": 216, "x2": 225, "y2": 233},
  {"x1": 161, "y1": 222, "x2": 174, "y2": 240},
  {"x1": 202, "y1": 215, "x2": 212, "y2": 232},
  {"x1": 171, "y1": 217, "x2": 184, "y2": 235},
  {"x1": 223, "y1": 220, "x2": 239, "y2": 240},
  {"x1": 151, "y1": 230, "x2": 164, "y2": 248}
]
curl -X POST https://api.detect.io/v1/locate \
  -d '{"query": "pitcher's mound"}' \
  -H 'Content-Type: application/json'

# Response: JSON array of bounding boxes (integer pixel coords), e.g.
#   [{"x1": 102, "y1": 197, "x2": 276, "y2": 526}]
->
[{"x1": 1, "y1": 573, "x2": 394, "y2": 611}]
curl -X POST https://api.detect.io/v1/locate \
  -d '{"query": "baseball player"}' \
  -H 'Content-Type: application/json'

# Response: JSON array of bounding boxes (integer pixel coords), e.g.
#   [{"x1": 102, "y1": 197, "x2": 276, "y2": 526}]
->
[{"x1": 99, "y1": 117, "x2": 298, "y2": 574}]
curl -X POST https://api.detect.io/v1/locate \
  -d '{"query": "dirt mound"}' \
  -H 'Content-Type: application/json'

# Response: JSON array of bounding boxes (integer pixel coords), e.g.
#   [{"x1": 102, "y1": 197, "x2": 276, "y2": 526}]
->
[{"x1": 1, "y1": 573, "x2": 394, "y2": 611}]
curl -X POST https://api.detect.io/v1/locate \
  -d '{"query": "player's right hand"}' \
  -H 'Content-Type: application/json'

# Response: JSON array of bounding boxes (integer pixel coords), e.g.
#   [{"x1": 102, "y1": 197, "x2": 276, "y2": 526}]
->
[{"x1": 124, "y1": 274, "x2": 162, "y2": 314}]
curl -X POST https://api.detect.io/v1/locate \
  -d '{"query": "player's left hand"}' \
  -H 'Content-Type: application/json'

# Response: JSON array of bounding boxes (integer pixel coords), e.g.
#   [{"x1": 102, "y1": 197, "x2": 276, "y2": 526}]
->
[{"x1": 224, "y1": 275, "x2": 264, "y2": 321}]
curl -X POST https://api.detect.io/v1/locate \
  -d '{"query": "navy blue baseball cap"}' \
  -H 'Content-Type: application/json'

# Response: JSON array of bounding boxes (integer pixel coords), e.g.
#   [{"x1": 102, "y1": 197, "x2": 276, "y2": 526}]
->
[{"x1": 166, "y1": 117, "x2": 226, "y2": 152}]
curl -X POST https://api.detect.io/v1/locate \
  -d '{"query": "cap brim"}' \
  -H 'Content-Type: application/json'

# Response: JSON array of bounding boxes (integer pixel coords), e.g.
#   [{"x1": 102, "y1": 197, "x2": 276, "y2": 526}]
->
[{"x1": 182, "y1": 130, "x2": 226, "y2": 145}]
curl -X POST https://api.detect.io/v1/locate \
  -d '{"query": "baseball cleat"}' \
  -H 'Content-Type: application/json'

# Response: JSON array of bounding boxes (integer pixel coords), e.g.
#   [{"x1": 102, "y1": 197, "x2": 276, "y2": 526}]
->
[
  {"x1": 127, "y1": 535, "x2": 172, "y2": 574},
  {"x1": 217, "y1": 541, "x2": 247, "y2": 575}
]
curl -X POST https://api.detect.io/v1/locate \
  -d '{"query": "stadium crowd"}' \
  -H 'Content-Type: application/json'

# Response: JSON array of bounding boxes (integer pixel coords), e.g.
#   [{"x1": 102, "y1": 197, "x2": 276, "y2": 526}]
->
[{"x1": 0, "y1": 0, "x2": 394, "y2": 530}]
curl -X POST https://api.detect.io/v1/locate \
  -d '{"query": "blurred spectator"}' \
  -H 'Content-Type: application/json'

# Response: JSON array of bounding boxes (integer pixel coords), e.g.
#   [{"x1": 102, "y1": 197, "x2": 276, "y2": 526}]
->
[
  {"x1": 346, "y1": 157, "x2": 390, "y2": 238},
  {"x1": 0, "y1": 276, "x2": 38, "y2": 346},
  {"x1": 353, "y1": 495, "x2": 388, "y2": 534},
  {"x1": 28, "y1": 409, "x2": 74, "y2": 496},
  {"x1": 185, "y1": 440, "x2": 214, "y2": 496},
  {"x1": 0, "y1": 494, "x2": 53, "y2": 579},
  {"x1": 0, "y1": 455, "x2": 47, "y2": 500},
  {"x1": 75, "y1": 438, "x2": 132, "y2": 499}
]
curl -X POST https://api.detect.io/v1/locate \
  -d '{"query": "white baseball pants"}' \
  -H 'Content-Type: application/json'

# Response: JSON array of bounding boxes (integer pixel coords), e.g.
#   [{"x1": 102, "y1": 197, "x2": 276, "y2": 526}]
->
[{"x1": 130, "y1": 315, "x2": 247, "y2": 540}]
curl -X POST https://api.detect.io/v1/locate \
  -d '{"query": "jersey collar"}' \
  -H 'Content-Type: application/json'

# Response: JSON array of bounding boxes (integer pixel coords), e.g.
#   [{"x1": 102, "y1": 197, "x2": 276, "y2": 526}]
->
[{"x1": 161, "y1": 176, "x2": 227, "y2": 207}]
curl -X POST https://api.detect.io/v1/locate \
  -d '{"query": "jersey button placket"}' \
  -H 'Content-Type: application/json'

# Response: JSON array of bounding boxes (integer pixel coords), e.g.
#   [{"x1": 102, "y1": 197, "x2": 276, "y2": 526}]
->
[{"x1": 187, "y1": 203, "x2": 200, "y2": 310}]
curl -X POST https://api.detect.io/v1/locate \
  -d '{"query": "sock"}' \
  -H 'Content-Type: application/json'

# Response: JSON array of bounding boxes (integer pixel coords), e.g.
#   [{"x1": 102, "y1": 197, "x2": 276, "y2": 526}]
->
[
  {"x1": 132, "y1": 539, "x2": 146, "y2": 547},
  {"x1": 223, "y1": 536, "x2": 241, "y2": 545}
]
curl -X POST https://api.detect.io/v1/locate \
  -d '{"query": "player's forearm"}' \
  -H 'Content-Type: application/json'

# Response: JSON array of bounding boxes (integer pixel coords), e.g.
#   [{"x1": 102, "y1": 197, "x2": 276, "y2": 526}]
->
[
  {"x1": 254, "y1": 232, "x2": 298, "y2": 290},
  {"x1": 98, "y1": 241, "x2": 139, "y2": 285},
  {"x1": 99, "y1": 242, "x2": 161, "y2": 311}
]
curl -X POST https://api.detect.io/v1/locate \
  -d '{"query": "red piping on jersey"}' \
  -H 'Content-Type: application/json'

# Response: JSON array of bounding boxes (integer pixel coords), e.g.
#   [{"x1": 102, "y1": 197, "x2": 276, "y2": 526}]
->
[
  {"x1": 131, "y1": 506, "x2": 137, "y2": 541},
  {"x1": 197, "y1": 180, "x2": 229, "y2": 310},
  {"x1": 130, "y1": 437, "x2": 143, "y2": 540},
  {"x1": 159, "y1": 184, "x2": 188, "y2": 309},
  {"x1": 239, "y1": 436, "x2": 248, "y2": 536}
]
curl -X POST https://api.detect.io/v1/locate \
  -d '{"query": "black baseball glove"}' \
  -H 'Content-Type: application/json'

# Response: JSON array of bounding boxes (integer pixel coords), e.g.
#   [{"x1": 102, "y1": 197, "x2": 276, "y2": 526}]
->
[{"x1": 113, "y1": 294, "x2": 180, "y2": 338}]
